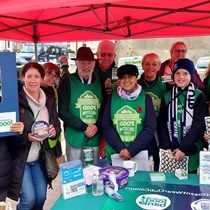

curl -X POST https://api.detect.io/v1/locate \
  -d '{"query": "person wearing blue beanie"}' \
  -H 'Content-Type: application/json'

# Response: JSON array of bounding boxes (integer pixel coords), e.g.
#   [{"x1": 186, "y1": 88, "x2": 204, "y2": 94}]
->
[
  {"x1": 158, "y1": 58, "x2": 207, "y2": 174},
  {"x1": 173, "y1": 58, "x2": 195, "y2": 78}
]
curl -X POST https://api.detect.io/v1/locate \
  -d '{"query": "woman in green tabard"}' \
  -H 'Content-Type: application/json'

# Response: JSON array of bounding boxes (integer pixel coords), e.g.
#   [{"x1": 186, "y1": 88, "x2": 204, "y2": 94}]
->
[
  {"x1": 138, "y1": 53, "x2": 166, "y2": 116},
  {"x1": 58, "y1": 47, "x2": 103, "y2": 165},
  {"x1": 157, "y1": 58, "x2": 207, "y2": 173},
  {"x1": 138, "y1": 53, "x2": 167, "y2": 171},
  {"x1": 103, "y1": 64, "x2": 156, "y2": 163}
]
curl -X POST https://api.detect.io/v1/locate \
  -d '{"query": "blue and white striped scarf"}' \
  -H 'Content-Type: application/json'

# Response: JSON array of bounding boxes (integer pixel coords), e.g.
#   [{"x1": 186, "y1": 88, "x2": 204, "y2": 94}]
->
[{"x1": 167, "y1": 83, "x2": 195, "y2": 148}]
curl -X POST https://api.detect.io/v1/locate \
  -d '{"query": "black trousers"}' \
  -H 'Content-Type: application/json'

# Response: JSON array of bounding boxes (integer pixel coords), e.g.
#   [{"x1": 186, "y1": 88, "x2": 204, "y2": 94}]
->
[{"x1": 0, "y1": 189, "x2": 7, "y2": 202}]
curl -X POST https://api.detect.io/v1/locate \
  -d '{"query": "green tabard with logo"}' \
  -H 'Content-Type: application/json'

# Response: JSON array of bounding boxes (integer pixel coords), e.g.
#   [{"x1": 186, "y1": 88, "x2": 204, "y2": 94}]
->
[
  {"x1": 105, "y1": 90, "x2": 146, "y2": 160},
  {"x1": 142, "y1": 77, "x2": 166, "y2": 115},
  {"x1": 64, "y1": 73, "x2": 102, "y2": 148}
]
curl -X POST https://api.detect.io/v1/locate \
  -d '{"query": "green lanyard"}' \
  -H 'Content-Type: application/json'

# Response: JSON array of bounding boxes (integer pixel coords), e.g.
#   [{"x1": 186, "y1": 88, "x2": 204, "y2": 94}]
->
[{"x1": 34, "y1": 111, "x2": 40, "y2": 121}]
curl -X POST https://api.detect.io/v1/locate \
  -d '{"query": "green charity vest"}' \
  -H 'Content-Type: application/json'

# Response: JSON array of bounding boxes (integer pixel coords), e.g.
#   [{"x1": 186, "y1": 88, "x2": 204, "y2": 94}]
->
[
  {"x1": 105, "y1": 90, "x2": 146, "y2": 160},
  {"x1": 64, "y1": 73, "x2": 103, "y2": 148},
  {"x1": 142, "y1": 77, "x2": 166, "y2": 115},
  {"x1": 48, "y1": 87, "x2": 59, "y2": 148},
  {"x1": 164, "y1": 88, "x2": 203, "y2": 172}
]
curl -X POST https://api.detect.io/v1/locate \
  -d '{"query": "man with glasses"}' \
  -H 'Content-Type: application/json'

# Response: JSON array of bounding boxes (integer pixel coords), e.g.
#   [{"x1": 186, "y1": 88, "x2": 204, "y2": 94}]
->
[
  {"x1": 95, "y1": 40, "x2": 117, "y2": 159},
  {"x1": 158, "y1": 41, "x2": 204, "y2": 91},
  {"x1": 95, "y1": 40, "x2": 117, "y2": 94}
]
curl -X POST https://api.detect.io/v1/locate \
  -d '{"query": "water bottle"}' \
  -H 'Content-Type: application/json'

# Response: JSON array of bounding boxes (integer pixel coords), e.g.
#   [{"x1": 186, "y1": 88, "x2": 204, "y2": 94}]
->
[
  {"x1": 92, "y1": 170, "x2": 104, "y2": 196},
  {"x1": 83, "y1": 146, "x2": 93, "y2": 166}
]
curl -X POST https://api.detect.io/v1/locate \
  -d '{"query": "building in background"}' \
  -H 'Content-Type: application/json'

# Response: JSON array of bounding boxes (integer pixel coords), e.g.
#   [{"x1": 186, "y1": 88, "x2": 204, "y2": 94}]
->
[
  {"x1": 0, "y1": 36, "x2": 210, "y2": 70},
  {"x1": 0, "y1": 41, "x2": 22, "y2": 52}
]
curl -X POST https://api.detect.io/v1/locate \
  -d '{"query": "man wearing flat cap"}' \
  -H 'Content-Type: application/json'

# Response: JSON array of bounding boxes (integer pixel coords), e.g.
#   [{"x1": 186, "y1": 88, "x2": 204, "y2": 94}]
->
[{"x1": 58, "y1": 47, "x2": 103, "y2": 165}]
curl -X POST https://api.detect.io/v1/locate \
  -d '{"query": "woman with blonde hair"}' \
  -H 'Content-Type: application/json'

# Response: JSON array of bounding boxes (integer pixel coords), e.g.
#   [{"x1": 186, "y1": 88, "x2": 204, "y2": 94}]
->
[
  {"x1": 138, "y1": 53, "x2": 166, "y2": 115},
  {"x1": 138, "y1": 53, "x2": 167, "y2": 170}
]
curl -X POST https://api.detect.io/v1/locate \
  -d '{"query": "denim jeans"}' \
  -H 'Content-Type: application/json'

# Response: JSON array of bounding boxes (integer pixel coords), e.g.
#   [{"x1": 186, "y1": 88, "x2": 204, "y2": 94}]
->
[{"x1": 17, "y1": 160, "x2": 47, "y2": 210}]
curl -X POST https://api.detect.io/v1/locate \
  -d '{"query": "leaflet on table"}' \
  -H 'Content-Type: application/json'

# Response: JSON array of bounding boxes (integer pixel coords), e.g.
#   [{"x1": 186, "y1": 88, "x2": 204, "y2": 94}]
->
[
  {"x1": 199, "y1": 151, "x2": 210, "y2": 185},
  {"x1": 60, "y1": 160, "x2": 86, "y2": 200},
  {"x1": 111, "y1": 150, "x2": 150, "y2": 171}
]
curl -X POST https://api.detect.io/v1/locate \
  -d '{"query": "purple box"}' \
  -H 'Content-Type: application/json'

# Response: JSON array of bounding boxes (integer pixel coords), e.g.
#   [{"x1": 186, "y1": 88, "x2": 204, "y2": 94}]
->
[{"x1": 99, "y1": 166, "x2": 129, "y2": 189}]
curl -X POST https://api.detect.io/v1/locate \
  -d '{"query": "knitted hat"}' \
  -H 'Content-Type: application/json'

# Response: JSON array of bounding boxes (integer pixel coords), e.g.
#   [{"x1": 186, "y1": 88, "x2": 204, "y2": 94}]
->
[
  {"x1": 59, "y1": 56, "x2": 69, "y2": 69},
  {"x1": 173, "y1": 58, "x2": 195, "y2": 77},
  {"x1": 71, "y1": 47, "x2": 98, "y2": 61},
  {"x1": 117, "y1": 64, "x2": 139, "y2": 79}
]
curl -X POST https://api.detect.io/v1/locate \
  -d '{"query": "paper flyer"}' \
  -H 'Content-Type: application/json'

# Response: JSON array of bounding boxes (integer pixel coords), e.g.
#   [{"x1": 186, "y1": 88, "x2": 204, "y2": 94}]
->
[
  {"x1": 0, "y1": 53, "x2": 19, "y2": 137},
  {"x1": 60, "y1": 160, "x2": 86, "y2": 200}
]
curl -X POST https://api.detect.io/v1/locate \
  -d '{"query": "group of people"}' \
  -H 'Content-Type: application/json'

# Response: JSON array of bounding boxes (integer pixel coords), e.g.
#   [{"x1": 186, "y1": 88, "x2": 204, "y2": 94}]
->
[
  {"x1": 58, "y1": 40, "x2": 209, "y2": 175},
  {"x1": 0, "y1": 39, "x2": 210, "y2": 209}
]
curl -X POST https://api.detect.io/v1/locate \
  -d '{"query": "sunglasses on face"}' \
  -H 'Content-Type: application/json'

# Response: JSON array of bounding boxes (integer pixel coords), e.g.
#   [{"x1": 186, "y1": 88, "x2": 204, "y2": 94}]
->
[{"x1": 100, "y1": 52, "x2": 114, "y2": 58}]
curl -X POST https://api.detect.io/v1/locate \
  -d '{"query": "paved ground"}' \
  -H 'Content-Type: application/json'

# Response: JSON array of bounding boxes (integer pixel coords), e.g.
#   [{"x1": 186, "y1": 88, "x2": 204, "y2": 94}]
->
[
  {"x1": 7, "y1": 164, "x2": 63, "y2": 210},
  {"x1": 7, "y1": 130, "x2": 66, "y2": 210}
]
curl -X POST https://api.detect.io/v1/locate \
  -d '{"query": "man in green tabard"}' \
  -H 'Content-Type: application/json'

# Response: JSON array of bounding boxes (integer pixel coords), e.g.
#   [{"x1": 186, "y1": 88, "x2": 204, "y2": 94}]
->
[{"x1": 58, "y1": 47, "x2": 103, "y2": 165}]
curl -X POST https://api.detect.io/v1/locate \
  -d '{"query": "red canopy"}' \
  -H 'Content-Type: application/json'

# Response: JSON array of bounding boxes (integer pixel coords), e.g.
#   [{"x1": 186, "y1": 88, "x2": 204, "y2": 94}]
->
[{"x1": 0, "y1": 0, "x2": 209, "y2": 42}]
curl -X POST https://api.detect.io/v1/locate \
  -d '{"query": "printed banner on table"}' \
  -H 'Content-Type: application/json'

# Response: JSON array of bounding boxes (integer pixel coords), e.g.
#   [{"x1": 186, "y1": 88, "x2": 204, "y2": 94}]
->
[
  {"x1": 0, "y1": 52, "x2": 19, "y2": 137},
  {"x1": 102, "y1": 180, "x2": 210, "y2": 210}
]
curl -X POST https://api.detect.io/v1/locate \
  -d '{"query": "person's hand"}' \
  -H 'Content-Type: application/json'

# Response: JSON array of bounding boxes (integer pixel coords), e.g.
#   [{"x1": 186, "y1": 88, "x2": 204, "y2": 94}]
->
[
  {"x1": 166, "y1": 149, "x2": 173, "y2": 157},
  {"x1": 28, "y1": 133, "x2": 43, "y2": 142},
  {"x1": 84, "y1": 124, "x2": 98, "y2": 138},
  {"x1": 48, "y1": 125, "x2": 56, "y2": 138},
  {"x1": 105, "y1": 78, "x2": 114, "y2": 90},
  {"x1": 10, "y1": 122, "x2": 24, "y2": 135},
  {"x1": 119, "y1": 148, "x2": 131, "y2": 160},
  {"x1": 173, "y1": 148, "x2": 185, "y2": 161},
  {"x1": 204, "y1": 133, "x2": 210, "y2": 143}
]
